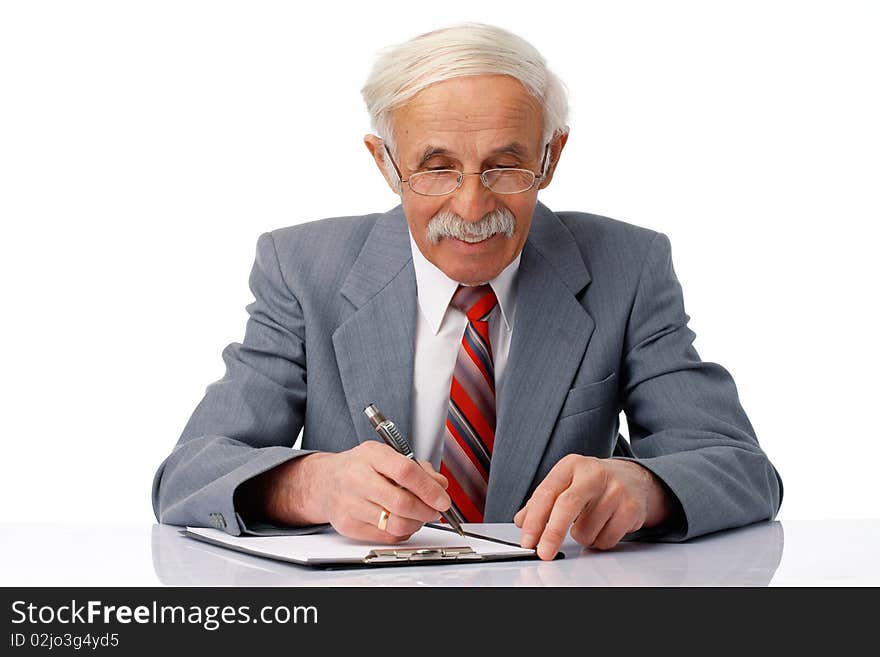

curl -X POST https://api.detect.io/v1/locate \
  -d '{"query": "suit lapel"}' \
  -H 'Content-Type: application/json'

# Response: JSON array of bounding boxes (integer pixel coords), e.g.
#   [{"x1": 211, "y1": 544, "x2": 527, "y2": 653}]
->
[
  {"x1": 332, "y1": 205, "x2": 417, "y2": 447},
  {"x1": 484, "y1": 202, "x2": 595, "y2": 521},
  {"x1": 330, "y1": 201, "x2": 595, "y2": 523}
]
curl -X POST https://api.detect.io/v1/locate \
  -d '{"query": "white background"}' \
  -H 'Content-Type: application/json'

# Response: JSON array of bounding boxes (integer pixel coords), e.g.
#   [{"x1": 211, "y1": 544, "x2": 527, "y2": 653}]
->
[{"x1": 1, "y1": 1, "x2": 877, "y2": 528}]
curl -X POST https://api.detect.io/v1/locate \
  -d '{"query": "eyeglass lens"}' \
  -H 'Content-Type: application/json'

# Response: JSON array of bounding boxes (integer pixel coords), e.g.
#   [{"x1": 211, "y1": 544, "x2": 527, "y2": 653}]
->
[{"x1": 408, "y1": 169, "x2": 536, "y2": 195}]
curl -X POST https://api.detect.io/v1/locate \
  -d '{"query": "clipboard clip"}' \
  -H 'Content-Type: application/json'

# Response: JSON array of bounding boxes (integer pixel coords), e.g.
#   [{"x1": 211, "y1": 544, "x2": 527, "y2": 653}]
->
[{"x1": 365, "y1": 546, "x2": 482, "y2": 563}]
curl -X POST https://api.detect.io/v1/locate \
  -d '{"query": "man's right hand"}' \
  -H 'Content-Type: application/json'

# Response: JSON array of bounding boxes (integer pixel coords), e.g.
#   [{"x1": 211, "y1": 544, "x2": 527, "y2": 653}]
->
[{"x1": 242, "y1": 441, "x2": 451, "y2": 543}]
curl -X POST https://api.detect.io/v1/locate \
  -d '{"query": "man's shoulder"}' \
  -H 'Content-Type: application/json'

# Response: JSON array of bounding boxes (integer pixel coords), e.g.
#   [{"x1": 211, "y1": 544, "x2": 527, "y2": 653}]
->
[
  {"x1": 267, "y1": 211, "x2": 384, "y2": 254},
  {"x1": 262, "y1": 211, "x2": 388, "y2": 275},
  {"x1": 549, "y1": 209, "x2": 662, "y2": 271},
  {"x1": 255, "y1": 210, "x2": 395, "y2": 292},
  {"x1": 554, "y1": 209, "x2": 659, "y2": 245}
]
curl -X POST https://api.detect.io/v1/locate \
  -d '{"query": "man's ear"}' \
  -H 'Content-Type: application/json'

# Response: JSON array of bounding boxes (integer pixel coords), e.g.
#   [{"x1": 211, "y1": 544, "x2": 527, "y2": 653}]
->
[
  {"x1": 538, "y1": 130, "x2": 569, "y2": 190},
  {"x1": 364, "y1": 134, "x2": 401, "y2": 195}
]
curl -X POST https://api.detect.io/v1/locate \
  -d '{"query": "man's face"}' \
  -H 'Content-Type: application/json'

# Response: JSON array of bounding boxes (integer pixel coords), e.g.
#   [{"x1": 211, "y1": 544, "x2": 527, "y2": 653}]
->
[{"x1": 370, "y1": 75, "x2": 561, "y2": 285}]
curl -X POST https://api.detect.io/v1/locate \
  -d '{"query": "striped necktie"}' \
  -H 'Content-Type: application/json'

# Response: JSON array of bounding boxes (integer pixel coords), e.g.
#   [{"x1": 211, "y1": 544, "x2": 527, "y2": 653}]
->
[{"x1": 440, "y1": 283, "x2": 498, "y2": 524}]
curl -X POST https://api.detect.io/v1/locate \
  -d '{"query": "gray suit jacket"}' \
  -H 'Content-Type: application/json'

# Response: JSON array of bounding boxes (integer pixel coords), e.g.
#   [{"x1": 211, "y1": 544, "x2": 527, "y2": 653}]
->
[{"x1": 152, "y1": 202, "x2": 782, "y2": 540}]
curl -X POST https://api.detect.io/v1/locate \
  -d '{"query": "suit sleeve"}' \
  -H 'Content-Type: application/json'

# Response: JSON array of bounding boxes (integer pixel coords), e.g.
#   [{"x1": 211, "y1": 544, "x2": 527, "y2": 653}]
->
[
  {"x1": 151, "y1": 231, "x2": 321, "y2": 536},
  {"x1": 617, "y1": 232, "x2": 783, "y2": 541}
]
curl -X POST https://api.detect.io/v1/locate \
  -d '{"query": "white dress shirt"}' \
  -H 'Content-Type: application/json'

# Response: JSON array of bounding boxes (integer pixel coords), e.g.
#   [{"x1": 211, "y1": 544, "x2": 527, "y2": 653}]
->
[{"x1": 408, "y1": 231, "x2": 521, "y2": 468}]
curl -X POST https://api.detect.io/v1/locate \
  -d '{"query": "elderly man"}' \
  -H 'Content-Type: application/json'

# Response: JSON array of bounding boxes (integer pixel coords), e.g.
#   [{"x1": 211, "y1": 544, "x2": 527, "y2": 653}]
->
[{"x1": 152, "y1": 23, "x2": 782, "y2": 560}]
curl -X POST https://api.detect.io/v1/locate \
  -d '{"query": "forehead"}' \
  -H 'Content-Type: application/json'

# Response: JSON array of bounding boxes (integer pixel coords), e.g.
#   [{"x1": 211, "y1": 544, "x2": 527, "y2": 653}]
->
[{"x1": 391, "y1": 74, "x2": 544, "y2": 159}]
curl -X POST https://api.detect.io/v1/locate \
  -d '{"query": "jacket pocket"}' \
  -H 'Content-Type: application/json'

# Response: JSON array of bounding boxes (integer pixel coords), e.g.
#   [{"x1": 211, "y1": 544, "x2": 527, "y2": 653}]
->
[{"x1": 558, "y1": 372, "x2": 618, "y2": 419}]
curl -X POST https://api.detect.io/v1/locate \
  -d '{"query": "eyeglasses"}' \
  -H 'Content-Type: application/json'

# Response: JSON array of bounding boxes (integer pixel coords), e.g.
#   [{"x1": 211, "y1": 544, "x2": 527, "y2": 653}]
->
[{"x1": 383, "y1": 143, "x2": 550, "y2": 196}]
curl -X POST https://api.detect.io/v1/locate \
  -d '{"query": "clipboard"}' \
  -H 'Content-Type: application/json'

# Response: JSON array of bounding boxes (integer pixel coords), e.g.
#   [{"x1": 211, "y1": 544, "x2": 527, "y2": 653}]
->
[{"x1": 181, "y1": 523, "x2": 560, "y2": 569}]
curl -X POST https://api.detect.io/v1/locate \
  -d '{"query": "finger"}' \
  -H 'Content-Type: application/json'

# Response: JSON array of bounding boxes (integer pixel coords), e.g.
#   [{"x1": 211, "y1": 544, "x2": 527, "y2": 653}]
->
[
  {"x1": 374, "y1": 452, "x2": 451, "y2": 512},
  {"x1": 535, "y1": 488, "x2": 592, "y2": 560},
  {"x1": 569, "y1": 490, "x2": 617, "y2": 549},
  {"x1": 519, "y1": 458, "x2": 578, "y2": 549},
  {"x1": 590, "y1": 505, "x2": 637, "y2": 551},
  {"x1": 368, "y1": 475, "x2": 444, "y2": 524},
  {"x1": 417, "y1": 460, "x2": 449, "y2": 490},
  {"x1": 513, "y1": 507, "x2": 526, "y2": 528},
  {"x1": 349, "y1": 499, "x2": 426, "y2": 538},
  {"x1": 335, "y1": 518, "x2": 414, "y2": 544},
  {"x1": 381, "y1": 510, "x2": 425, "y2": 539}
]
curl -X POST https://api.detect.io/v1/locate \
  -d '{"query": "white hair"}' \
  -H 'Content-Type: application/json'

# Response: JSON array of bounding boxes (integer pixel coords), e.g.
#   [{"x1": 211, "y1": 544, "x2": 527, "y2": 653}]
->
[{"x1": 362, "y1": 22, "x2": 569, "y2": 178}]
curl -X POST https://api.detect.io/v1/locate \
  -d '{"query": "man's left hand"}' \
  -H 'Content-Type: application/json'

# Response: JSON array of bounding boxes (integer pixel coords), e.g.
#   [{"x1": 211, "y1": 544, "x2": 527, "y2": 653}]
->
[{"x1": 513, "y1": 455, "x2": 674, "y2": 560}]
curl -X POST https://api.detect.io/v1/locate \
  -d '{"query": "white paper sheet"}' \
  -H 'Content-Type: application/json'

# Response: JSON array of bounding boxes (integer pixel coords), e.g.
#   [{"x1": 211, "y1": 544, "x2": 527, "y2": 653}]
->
[{"x1": 184, "y1": 524, "x2": 535, "y2": 566}]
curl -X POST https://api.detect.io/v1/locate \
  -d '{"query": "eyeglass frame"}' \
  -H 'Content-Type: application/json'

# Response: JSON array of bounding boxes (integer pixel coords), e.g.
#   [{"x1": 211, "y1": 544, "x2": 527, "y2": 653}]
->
[{"x1": 382, "y1": 141, "x2": 551, "y2": 196}]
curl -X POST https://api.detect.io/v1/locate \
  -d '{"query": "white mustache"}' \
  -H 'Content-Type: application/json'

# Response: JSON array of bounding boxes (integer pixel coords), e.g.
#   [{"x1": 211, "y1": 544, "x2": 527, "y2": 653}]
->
[{"x1": 426, "y1": 207, "x2": 516, "y2": 245}]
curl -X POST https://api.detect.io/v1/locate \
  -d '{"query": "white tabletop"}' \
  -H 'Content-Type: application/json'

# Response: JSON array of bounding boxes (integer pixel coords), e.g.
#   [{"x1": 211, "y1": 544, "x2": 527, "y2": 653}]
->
[{"x1": 1, "y1": 520, "x2": 878, "y2": 586}]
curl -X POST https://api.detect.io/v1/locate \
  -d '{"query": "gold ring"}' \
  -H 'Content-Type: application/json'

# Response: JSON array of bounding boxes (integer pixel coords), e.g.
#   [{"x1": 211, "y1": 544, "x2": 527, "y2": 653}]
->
[{"x1": 377, "y1": 508, "x2": 390, "y2": 532}]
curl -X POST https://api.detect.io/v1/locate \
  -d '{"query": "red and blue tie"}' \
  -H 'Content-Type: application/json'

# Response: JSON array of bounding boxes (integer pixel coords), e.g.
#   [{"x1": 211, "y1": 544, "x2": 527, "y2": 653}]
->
[{"x1": 440, "y1": 284, "x2": 498, "y2": 524}]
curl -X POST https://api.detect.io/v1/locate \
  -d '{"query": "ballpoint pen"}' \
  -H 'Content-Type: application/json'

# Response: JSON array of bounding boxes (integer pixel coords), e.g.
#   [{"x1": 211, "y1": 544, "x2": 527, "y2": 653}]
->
[{"x1": 363, "y1": 403, "x2": 465, "y2": 537}]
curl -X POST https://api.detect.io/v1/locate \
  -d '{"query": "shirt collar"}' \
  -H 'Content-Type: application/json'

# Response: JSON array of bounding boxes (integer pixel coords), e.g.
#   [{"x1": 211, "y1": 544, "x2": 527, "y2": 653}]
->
[{"x1": 409, "y1": 231, "x2": 520, "y2": 336}]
